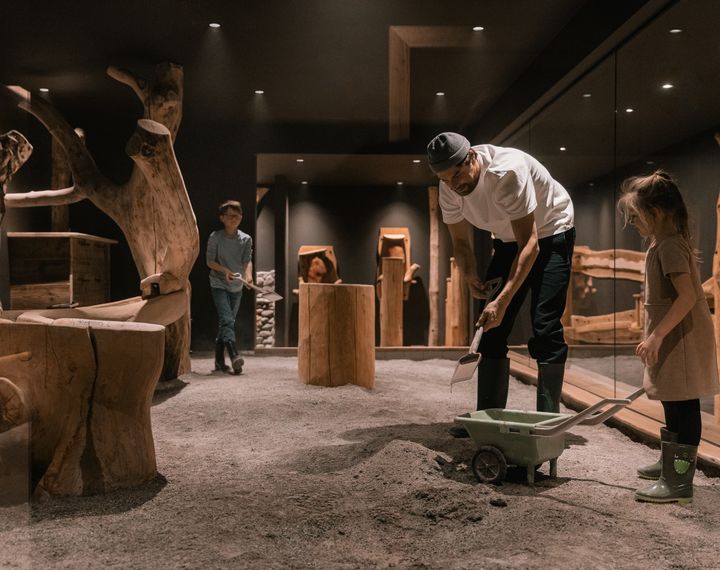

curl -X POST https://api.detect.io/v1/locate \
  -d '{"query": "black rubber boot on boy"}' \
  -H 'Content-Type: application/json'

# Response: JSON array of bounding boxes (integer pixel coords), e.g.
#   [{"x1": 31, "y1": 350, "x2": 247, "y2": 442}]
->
[
  {"x1": 450, "y1": 358, "x2": 510, "y2": 439},
  {"x1": 224, "y1": 341, "x2": 244, "y2": 375},
  {"x1": 635, "y1": 441, "x2": 697, "y2": 505},
  {"x1": 637, "y1": 428, "x2": 678, "y2": 480},
  {"x1": 213, "y1": 341, "x2": 230, "y2": 373},
  {"x1": 536, "y1": 362, "x2": 565, "y2": 413}
]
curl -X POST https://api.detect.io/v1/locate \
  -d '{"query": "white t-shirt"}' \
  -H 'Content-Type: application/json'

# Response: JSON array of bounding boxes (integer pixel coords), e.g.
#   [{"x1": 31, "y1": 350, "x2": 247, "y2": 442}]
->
[{"x1": 439, "y1": 144, "x2": 574, "y2": 242}]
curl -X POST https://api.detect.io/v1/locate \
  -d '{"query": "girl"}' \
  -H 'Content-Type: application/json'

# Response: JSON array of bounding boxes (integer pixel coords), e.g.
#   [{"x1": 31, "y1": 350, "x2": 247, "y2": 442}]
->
[{"x1": 618, "y1": 170, "x2": 719, "y2": 504}]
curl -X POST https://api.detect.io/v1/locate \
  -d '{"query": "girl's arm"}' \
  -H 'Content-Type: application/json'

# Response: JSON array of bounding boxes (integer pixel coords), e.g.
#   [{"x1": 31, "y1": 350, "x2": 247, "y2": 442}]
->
[{"x1": 636, "y1": 271, "x2": 697, "y2": 366}]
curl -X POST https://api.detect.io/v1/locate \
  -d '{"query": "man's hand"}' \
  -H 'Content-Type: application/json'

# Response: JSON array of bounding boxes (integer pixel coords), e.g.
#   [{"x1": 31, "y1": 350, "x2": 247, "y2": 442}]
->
[
  {"x1": 224, "y1": 270, "x2": 234, "y2": 283},
  {"x1": 636, "y1": 332, "x2": 663, "y2": 367},
  {"x1": 243, "y1": 273, "x2": 254, "y2": 289},
  {"x1": 466, "y1": 275, "x2": 486, "y2": 299},
  {"x1": 476, "y1": 299, "x2": 507, "y2": 331}
]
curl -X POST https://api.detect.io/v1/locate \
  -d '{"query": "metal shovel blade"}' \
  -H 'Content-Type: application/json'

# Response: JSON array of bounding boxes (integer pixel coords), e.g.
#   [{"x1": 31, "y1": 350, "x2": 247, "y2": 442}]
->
[
  {"x1": 450, "y1": 326, "x2": 483, "y2": 387},
  {"x1": 232, "y1": 275, "x2": 284, "y2": 302},
  {"x1": 451, "y1": 352, "x2": 481, "y2": 385}
]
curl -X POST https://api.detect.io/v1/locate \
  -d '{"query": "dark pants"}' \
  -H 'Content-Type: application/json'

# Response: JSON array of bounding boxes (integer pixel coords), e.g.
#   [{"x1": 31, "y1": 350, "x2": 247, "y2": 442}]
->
[
  {"x1": 479, "y1": 227, "x2": 575, "y2": 364},
  {"x1": 662, "y1": 400, "x2": 702, "y2": 446}
]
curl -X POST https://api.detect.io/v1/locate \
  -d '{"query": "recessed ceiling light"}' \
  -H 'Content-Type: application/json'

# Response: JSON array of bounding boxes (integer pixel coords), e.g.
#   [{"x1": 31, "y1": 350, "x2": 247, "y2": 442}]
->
[
  {"x1": 296, "y1": 158, "x2": 304, "y2": 163},
  {"x1": 209, "y1": 22, "x2": 221, "y2": 28},
  {"x1": 669, "y1": 28, "x2": 682, "y2": 34},
  {"x1": 435, "y1": 91, "x2": 445, "y2": 96},
  {"x1": 301, "y1": 181, "x2": 308, "y2": 185},
  {"x1": 559, "y1": 147, "x2": 566, "y2": 151},
  {"x1": 472, "y1": 26, "x2": 484, "y2": 32},
  {"x1": 412, "y1": 159, "x2": 421, "y2": 164},
  {"x1": 588, "y1": 182, "x2": 595, "y2": 187},
  {"x1": 254, "y1": 90, "x2": 265, "y2": 95},
  {"x1": 646, "y1": 160, "x2": 655, "y2": 165},
  {"x1": 397, "y1": 181, "x2": 404, "y2": 186},
  {"x1": 625, "y1": 108, "x2": 634, "y2": 113},
  {"x1": 661, "y1": 83, "x2": 674, "y2": 89},
  {"x1": 39, "y1": 87, "x2": 49, "y2": 93},
  {"x1": 582, "y1": 93, "x2": 592, "y2": 98}
]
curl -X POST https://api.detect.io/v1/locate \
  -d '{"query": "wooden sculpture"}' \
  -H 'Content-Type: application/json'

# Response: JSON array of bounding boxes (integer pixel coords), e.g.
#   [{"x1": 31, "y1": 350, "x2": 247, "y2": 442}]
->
[
  {"x1": 375, "y1": 227, "x2": 420, "y2": 301},
  {"x1": 3, "y1": 62, "x2": 198, "y2": 379},
  {"x1": 562, "y1": 246, "x2": 645, "y2": 344},
  {"x1": 293, "y1": 246, "x2": 342, "y2": 294},
  {"x1": 0, "y1": 130, "x2": 33, "y2": 228}
]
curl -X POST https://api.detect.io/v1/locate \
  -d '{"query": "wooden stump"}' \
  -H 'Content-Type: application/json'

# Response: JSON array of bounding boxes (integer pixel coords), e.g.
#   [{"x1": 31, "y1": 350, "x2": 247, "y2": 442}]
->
[
  {"x1": 298, "y1": 283, "x2": 374, "y2": 388},
  {"x1": 445, "y1": 257, "x2": 468, "y2": 345},
  {"x1": 380, "y1": 257, "x2": 404, "y2": 346}
]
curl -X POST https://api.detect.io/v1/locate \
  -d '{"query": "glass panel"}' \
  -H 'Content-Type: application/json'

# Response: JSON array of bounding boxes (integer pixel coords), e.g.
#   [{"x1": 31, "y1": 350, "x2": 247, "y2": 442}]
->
[{"x1": 617, "y1": 0, "x2": 720, "y2": 416}]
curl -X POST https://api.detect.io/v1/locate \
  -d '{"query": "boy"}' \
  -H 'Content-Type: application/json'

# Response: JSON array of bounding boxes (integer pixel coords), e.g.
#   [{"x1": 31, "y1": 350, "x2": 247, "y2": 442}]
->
[{"x1": 207, "y1": 200, "x2": 253, "y2": 374}]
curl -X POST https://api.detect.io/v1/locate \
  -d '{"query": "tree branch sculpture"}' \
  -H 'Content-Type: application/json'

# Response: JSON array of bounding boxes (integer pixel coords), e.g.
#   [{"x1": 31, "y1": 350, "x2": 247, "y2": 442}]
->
[{"x1": 3, "y1": 62, "x2": 198, "y2": 378}]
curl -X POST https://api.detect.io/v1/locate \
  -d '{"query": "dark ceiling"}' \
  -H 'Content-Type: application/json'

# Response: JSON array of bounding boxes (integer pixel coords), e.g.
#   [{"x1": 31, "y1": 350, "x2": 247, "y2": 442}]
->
[{"x1": 1, "y1": 0, "x2": 672, "y2": 187}]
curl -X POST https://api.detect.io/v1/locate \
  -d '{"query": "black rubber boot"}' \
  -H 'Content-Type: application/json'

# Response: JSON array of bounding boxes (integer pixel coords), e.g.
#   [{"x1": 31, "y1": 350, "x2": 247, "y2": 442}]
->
[
  {"x1": 224, "y1": 341, "x2": 244, "y2": 375},
  {"x1": 213, "y1": 341, "x2": 230, "y2": 373},
  {"x1": 477, "y1": 357, "x2": 510, "y2": 411},
  {"x1": 637, "y1": 428, "x2": 678, "y2": 480},
  {"x1": 635, "y1": 441, "x2": 697, "y2": 505},
  {"x1": 536, "y1": 362, "x2": 565, "y2": 413},
  {"x1": 449, "y1": 357, "x2": 510, "y2": 439}
]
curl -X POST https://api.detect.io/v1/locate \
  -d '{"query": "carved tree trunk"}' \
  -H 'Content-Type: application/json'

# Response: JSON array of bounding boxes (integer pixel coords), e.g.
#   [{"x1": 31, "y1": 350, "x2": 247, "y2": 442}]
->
[
  {"x1": 428, "y1": 186, "x2": 439, "y2": 346},
  {"x1": 3, "y1": 63, "x2": 198, "y2": 378}
]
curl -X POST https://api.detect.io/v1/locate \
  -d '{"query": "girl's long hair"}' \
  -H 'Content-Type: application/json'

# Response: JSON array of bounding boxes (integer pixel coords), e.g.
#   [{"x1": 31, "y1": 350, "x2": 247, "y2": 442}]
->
[{"x1": 617, "y1": 170, "x2": 692, "y2": 246}]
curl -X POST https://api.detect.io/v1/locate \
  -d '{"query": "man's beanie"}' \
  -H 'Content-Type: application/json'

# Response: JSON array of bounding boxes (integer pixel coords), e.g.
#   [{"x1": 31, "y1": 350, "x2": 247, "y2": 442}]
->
[{"x1": 426, "y1": 132, "x2": 470, "y2": 173}]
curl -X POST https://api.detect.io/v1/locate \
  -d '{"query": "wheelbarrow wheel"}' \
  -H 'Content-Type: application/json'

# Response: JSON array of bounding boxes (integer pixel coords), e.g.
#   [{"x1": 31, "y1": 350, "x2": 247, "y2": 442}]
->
[{"x1": 472, "y1": 446, "x2": 507, "y2": 484}]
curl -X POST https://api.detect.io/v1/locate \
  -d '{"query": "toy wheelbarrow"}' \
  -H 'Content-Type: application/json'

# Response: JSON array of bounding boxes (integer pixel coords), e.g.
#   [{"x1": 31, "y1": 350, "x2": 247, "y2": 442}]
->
[{"x1": 455, "y1": 387, "x2": 645, "y2": 485}]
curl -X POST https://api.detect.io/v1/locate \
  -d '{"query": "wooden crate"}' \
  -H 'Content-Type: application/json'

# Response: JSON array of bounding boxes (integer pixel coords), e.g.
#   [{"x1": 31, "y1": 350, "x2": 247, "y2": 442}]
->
[{"x1": 7, "y1": 232, "x2": 117, "y2": 309}]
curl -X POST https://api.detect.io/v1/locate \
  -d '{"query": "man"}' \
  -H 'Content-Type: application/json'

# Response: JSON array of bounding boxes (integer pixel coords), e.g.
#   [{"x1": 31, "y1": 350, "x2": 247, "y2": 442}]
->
[{"x1": 427, "y1": 132, "x2": 575, "y2": 432}]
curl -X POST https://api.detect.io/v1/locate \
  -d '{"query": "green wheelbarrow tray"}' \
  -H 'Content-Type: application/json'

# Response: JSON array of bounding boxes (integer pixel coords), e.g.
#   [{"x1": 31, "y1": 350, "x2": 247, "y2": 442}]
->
[{"x1": 455, "y1": 387, "x2": 645, "y2": 485}]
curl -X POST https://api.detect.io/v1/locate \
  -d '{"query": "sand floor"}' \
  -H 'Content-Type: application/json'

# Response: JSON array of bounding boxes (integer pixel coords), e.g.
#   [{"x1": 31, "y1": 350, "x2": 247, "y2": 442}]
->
[{"x1": 2, "y1": 355, "x2": 720, "y2": 569}]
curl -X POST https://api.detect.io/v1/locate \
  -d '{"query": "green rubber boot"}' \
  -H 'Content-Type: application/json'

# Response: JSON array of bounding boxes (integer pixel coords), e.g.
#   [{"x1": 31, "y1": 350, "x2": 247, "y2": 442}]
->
[
  {"x1": 476, "y1": 357, "x2": 510, "y2": 410},
  {"x1": 635, "y1": 441, "x2": 697, "y2": 505},
  {"x1": 637, "y1": 428, "x2": 678, "y2": 480},
  {"x1": 536, "y1": 362, "x2": 565, "y2": 413}
]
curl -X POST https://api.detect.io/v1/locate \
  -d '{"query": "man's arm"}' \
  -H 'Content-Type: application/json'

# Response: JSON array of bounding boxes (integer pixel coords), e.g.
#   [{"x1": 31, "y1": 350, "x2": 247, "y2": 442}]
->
[
  {"x1": 447, "y1": 219, "x2": 485, "y2": 298},
  {"x1": 477, "y1": 212, "x2": 539, "y2": 330}
]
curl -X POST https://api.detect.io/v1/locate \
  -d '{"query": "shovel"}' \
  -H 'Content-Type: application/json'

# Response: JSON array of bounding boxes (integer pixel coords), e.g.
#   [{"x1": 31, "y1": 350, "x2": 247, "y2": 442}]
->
[
  {"x1": 231, "y1": 274, "x2": 284, "y2": 302},
  {"x1": 450, "y1": 277, "x2": 503, "y2": 388}
]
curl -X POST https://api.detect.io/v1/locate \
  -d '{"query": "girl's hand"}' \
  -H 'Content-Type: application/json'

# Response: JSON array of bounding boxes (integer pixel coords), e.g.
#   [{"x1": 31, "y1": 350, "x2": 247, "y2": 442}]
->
[
  {"x1": 636, "y1": 333, "x2": 663, "y2": 367},
  {"x1": 476, "y1": 299, "x2": 507, "y2": 331}
]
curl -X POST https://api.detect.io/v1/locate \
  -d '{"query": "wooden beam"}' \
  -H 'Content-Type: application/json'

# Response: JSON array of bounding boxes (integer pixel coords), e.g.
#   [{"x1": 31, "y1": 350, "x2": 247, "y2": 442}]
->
[
  {"x1": 388, "y1": 26, "x2": 474, "y2": 142},
  {"x1": 428, "y1": 186, "x2": 439, "y2": 346}
]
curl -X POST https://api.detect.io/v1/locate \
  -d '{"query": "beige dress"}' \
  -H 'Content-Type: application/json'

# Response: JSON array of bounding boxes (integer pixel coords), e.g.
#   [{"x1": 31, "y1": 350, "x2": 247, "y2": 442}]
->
[{"x1": 643, "y1": 235, "x2": 720, "y2": 400}]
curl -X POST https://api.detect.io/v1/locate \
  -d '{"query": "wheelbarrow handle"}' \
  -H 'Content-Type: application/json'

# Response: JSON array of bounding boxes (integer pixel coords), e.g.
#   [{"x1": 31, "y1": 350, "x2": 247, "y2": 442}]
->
[
  {"x1": 532, "y1": 395, "x2": 636, "y2": 436},
  {"x1": 577, "y1": 387, "x2": 646, "y2": 426}
]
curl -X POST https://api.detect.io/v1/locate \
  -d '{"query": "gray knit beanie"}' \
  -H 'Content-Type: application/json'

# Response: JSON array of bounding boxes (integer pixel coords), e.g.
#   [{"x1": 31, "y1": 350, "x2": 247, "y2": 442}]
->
[{"x1": 426, "y1": 132, "x2": 470, "y2": 173}]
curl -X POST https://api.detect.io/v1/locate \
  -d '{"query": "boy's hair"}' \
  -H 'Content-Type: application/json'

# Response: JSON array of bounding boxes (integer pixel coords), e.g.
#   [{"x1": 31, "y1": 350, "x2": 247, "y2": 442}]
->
[
  {"x1": 617, "y1": 170, "x2": 692, "y2": 244},
  {"x1": 219, "y1": 200, "x2": 242, "y2": 215}
]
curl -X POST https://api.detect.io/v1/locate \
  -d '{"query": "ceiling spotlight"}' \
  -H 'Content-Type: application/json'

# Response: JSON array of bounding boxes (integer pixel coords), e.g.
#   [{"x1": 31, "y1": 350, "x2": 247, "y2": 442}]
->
[
  {"x1": 582, "y1": 93, "x2": 592, "y2": 98},
  {"x1": 412, "y1": 159, "x2": 421, "y2": 164},
  {"x1": 296, "y1": 158, "x2": 304, "y2": 163},
  {"x1": 646, "y1": 160, "x2": 655, "y2": 165},
  {"x1": 559, "y1": 147, "x2": 566, "y2": 152},
  {"x1": 625, "y1": 108, "x2": 634, "y2": 113},
  {"x1": 397, "y1": 181, "x2": 404, "y2": 186},
  {"x1": 254, "y1": 90, "x2": 265, "y2": 95},
  {"x1": 301, "y1": 181, "x2": 308, "y2": 185},
  {"x1": 208, "y1": 22, "x2": 221, "y2": 28},
  {"x1": 661, "y1": 83, "x2": 674, "y2": 89},
  {"x1": 435, "y1": 91, "x2": 445, "y2": 96},
  {"x1": 39, "y1": 87, "x2": 50, "y2": 93},
  {"x1": 472, "y1": 26, "x2": 484, "y2": 32},
  {"x1": 669, "y1": 28, "x2": 682, "y2": 34}
]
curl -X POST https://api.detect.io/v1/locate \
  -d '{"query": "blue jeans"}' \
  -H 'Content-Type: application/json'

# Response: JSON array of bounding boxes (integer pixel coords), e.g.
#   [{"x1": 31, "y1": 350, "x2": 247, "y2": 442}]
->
[{"x1": 211, "y1": 287, "x2": 243, "y2": 344}]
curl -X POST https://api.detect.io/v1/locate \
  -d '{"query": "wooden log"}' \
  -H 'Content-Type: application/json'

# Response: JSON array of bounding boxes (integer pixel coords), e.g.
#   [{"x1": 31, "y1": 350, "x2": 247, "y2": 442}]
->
[
  {"x1": 298, "y1": 283, "x2": 374, "y2": 388},
  {"x1": 51, "y1": 136, "x2": 71, "y2": 231},
  {"x1": 428, "y1": 186, "x2": 439, "y2": 346},
  {"x1": 714, "y1": 190, "x2": 720, "y2": 424},
  {"x1": 445, "y1": 257, "x2": 468, "y2": 345},
  {"x1": 379, "y1": 257, "x2": 404, "y2": 346}
]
